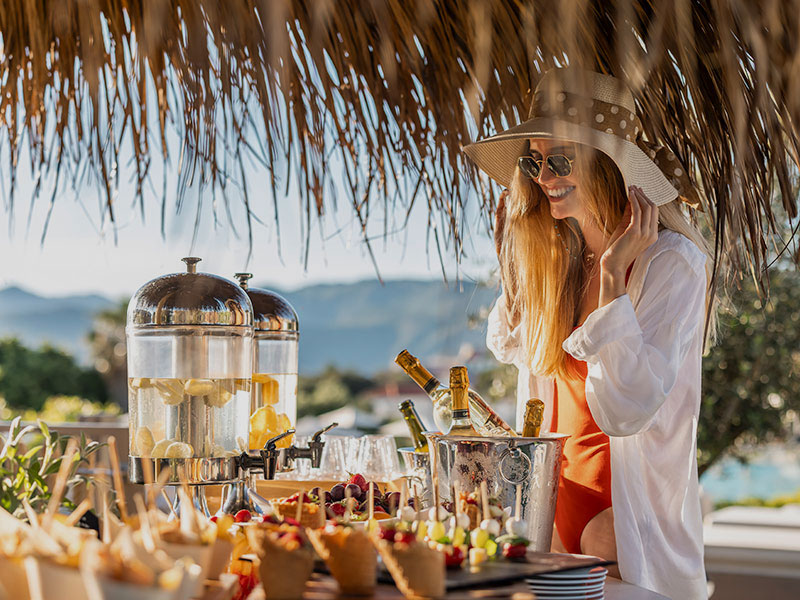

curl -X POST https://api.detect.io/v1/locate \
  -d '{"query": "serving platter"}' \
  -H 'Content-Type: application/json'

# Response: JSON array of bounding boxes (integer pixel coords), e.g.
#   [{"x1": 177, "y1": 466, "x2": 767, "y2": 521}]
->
[{"x1": 374, "y1": 551, "x2": 612, "y2": 590}]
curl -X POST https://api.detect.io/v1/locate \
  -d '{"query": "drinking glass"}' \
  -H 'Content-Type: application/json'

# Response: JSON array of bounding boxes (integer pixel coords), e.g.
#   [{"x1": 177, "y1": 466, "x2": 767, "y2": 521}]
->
[
  {"x1": 356, "y1": 435, "x2": 402, "y2": 481},
  {"x1": 317, "y1": 434, "x2": 349, "y2": 479}
]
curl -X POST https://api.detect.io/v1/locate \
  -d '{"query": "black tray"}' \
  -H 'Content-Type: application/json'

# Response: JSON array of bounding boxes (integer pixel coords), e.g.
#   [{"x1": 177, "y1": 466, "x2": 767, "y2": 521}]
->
[{"x1": 316, "y1": 551, "x2": 614, "y2": 590}]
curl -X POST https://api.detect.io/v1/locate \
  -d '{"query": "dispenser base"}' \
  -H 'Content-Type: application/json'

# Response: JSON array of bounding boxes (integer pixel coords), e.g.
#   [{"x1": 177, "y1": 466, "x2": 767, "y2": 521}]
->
[{"x1": 128, "y1": 456, "x2": 239, "y2": 485}]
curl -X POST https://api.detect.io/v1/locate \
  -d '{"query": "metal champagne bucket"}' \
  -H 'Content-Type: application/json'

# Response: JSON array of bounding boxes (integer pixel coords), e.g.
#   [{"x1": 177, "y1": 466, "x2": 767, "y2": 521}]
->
[{"x1": 425, "y1": 432, "x2": 567, "y2": 552}]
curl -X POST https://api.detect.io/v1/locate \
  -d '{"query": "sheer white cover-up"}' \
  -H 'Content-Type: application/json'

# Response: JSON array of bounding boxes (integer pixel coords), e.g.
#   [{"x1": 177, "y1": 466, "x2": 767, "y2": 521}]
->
[{"x1": 487, "y1": 230, "x2": 708, "y2": 600}]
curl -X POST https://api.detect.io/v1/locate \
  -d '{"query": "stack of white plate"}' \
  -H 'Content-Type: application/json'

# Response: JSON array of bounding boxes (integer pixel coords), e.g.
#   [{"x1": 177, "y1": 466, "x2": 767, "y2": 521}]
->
[{"x1": 525, "y1": 566, "x2": 608, "y2": 599}]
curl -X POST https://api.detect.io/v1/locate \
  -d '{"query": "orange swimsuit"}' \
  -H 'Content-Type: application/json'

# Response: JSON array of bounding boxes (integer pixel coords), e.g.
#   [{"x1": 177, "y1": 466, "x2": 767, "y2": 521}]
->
[
  {"x1": 552, "y1": 264, "x2": 632, "y2": 554},
  {"x1": 552, "y1": 357, "x2": 612, "y2": 554}
]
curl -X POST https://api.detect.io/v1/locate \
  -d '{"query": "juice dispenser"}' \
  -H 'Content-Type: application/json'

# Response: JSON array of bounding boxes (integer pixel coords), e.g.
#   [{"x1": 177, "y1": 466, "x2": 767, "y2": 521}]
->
[
  {"x1": 218, "y1": 273, "x2": 300, "y2": 515},
  {"x1": 235, "y1": 273, "x2": 299, "y2": 452},
  {"x1": 126, "y1": 257, "x2": 254, "y2": 515}
]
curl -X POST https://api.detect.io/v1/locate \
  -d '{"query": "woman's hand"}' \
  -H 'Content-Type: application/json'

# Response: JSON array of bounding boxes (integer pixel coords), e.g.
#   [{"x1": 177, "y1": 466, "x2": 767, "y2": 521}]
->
[{"x1": 598, "y1": 186, "x2": 659, "y2": 307}]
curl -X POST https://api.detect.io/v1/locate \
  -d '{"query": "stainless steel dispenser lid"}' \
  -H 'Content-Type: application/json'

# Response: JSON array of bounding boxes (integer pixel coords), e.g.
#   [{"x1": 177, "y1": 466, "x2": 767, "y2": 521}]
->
[
  {"x1": 234, "y1": 273, "x2": 299, "y2": 334},
  {"x1": 128, "y1": 257, "x2": 254, "y2": 327}
]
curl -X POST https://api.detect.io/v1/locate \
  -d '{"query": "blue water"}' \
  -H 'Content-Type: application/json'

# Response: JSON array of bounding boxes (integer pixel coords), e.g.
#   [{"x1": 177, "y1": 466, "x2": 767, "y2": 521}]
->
[{"x1": 699, "y1": 443, "x2": 800, "y2": 503}]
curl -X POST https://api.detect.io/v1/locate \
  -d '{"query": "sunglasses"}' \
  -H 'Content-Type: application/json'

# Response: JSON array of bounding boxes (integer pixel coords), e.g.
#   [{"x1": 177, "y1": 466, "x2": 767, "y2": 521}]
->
[{"x1": 518, "y1": 153, "x2": 574, "y2": 180}]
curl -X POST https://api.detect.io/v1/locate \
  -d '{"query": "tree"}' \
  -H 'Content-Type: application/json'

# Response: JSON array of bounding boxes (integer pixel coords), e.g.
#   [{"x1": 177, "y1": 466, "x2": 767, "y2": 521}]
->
[
  {"x1": 698, "y1": 266, "x2": 800, "y2": 475},
  {"x1": 87, "y1": 300, "x2": 128, "y2": 409},
  {"x1": 297, "y1": 366, "x2": 374, "y2": 418},
  {"x1": 0, "y1": 339, "x2": 108, "y2": 411}
]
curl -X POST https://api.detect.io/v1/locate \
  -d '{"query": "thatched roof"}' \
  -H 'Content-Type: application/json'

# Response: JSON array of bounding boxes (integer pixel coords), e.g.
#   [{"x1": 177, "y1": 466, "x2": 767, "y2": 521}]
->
[{"x1": 1, "y1": 1, "x2": 799, "y2": 284}]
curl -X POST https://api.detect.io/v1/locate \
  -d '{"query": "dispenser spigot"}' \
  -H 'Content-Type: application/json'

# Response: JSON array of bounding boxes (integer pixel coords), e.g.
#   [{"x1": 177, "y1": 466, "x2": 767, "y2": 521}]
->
[{"x1": 278, "y1": 423, "x2": 338, "y2": 472}]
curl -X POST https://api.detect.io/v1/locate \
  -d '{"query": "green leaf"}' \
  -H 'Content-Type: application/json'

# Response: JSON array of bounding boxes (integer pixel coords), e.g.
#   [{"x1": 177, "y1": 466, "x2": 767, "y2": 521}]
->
[
  {"x1": 38, "y1": 420, "x2": 50, "y2": 442},
  {"x1": 22, "y1": 445, "x2": 43, "y2": 461}
]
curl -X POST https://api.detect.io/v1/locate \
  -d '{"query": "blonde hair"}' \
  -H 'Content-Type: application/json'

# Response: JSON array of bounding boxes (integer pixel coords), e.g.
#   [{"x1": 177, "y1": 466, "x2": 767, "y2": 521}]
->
[{"x1": 500, "y1": 147, "x2": 716, "y2": 380}]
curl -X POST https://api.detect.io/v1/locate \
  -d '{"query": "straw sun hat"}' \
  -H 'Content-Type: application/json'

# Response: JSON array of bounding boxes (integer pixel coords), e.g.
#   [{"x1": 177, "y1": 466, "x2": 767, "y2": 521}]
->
[{"x1": 463, "y1": 68, "x2": 698, "y2": 208}]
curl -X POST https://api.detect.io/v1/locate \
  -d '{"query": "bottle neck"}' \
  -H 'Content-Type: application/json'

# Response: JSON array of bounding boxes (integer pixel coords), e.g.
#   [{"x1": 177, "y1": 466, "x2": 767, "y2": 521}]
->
[
  {"x1": 400, "y1": 404, "x2": 428, "y2": 449},
  {"x1": 401, "y1": 362, "x2": 442, "y2": 396},
  {"x1": 451, "y1": 384, "x2": 469, "y2": 418}
]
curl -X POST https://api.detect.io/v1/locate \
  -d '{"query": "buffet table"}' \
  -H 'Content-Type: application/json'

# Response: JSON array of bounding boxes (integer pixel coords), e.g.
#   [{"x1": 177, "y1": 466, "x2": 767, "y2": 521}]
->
[{"x1": 245, "y1": 574, "x2": 670, "y2": 599}]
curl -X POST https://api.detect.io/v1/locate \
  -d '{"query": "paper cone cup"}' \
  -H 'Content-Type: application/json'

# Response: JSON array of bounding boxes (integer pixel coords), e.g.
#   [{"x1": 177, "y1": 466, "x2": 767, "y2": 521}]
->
[
  {"x1": 159, "y1": 541, "x2": 212, "y2": 597},
  {"x1": 271, "y1": 502, "x2": 325, "y2": 529},
  {"x1": 247, "y1": 528, "x2": 313, "y2": 600},
  {"x1": 25, "y1": 556, "x2": 89, "y2": 600},
  {"x1": 202, "y1": 573, "x2": 239, "y2": 600},
  {"x1": 307, "y1": 528, "x2": 376, "y2": 595},
  {"x1": 372, "y1": 539, "x2": 445, "y2": 600},
  {"x1": 206, "y1": 537, "x2": 234, "y2": 581},
  {"x1": 0, "y1": 556, "x2": 30, "y2": 600},
  {"x1": 80, "y1": 569, "x2": 180, "y2": 600}
]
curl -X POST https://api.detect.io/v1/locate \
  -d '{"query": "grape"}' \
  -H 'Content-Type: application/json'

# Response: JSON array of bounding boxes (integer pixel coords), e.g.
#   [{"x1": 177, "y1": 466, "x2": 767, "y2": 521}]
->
[
  {"x1": 330, "y1": 483, "x2": 346, "y2": 502},
  {"x1": 345, "y1": 483, "x2": 363, "y2": 501}
]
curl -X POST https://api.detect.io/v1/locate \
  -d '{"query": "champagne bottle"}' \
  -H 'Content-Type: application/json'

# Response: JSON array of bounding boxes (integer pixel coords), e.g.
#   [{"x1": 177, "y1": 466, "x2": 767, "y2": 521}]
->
[
  {"x1": 521, "y1": 398, "x2": 545, "y2": 437},
  {"x1": 394, "y1": 350, "x2": 516, "y2": 437},
  {"x1": 399, "y1": 399, "x2": 429, "y2": 452},
  {"x1": 447, "y1": 366, "x2": 480, "y2": 436}
]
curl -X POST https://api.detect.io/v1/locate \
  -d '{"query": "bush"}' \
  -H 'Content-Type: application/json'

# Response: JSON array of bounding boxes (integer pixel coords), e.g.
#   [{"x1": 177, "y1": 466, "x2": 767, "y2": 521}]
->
[{"x1": 0, "y1": 338, "x2": 108, "y2": 411}]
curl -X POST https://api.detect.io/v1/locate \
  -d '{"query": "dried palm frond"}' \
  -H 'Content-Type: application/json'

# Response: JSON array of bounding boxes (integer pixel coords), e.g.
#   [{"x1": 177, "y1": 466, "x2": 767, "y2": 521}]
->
[{"x1": 0, "y1": 0, "x2": 798, "y2": 286}]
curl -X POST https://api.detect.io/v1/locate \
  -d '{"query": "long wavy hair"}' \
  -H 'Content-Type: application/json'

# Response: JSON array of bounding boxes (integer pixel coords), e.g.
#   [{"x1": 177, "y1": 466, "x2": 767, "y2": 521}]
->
[{"x1": 499, "y1": 146, "x2": 715, "y2": 380}]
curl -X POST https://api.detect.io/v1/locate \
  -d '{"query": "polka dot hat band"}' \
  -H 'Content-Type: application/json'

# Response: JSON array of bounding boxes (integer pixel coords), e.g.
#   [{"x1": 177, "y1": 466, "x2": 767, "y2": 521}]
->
[{"x1": 463, "y1": 68, "x2": 700, "y2": 209}]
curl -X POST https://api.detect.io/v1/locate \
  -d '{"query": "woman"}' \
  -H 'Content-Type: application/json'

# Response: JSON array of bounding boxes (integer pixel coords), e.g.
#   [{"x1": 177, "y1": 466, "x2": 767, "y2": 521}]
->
[{"x1": 464, "y1": 68, "x2": 713, "y2": 599}]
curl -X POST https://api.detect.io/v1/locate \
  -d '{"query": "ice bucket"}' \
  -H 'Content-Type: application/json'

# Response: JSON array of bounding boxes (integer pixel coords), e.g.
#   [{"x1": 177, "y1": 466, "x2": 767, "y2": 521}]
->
[{"x1": 425, "y1": 432, "x2": 567, "y2": 552}]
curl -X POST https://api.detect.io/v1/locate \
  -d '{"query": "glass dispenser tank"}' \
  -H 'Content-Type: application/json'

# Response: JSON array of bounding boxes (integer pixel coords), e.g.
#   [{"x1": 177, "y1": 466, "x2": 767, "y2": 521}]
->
[
  {"x1": 234, "y1": 274, "x2": 299, "y2": 453},
  {"x1": 127, "y1": 257, "x2": 253, "y2": 489}
]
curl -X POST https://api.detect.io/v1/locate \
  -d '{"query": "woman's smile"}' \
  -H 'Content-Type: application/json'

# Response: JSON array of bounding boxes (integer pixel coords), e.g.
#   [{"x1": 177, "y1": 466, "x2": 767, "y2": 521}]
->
[{"x1": 543, "y1": 185, "x2": 576, "y2": 202}]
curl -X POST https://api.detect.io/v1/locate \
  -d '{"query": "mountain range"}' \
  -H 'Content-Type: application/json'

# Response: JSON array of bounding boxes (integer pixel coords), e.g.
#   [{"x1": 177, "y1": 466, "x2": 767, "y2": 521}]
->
[{"x1": 0, "y1": 279, "x2": 503, "y2": 374}]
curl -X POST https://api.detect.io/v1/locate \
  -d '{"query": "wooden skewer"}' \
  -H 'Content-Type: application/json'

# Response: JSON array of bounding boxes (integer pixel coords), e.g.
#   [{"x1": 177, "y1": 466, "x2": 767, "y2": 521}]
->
[
  {"x1": 162, "y1": 489, "x2": 178, "y2": 519},
  {"x1": 141, "y1": 456, "x2": 154, "y2": 509},
  {"x1": 344, "y1": 486, "x2": 353, "y2": 523},
  {"x1": 480, "y1": 481, "x2": 490, "y2": 522},
  {"x1": 150, "y1": 463, "x2": 173, "y2": 516},
  {"x1": 65, "y1": 497, "x2": 93, "y2": 527},
  {"x1": 43, "y1": 437, "x2": 79, "y2": 529},
  {"x1": 453, "y1": 480, "x2": 461, "y2": 520},
  {"x1": 399, "y1": 478, "x2": 407, "y2": 515},
  {"x1": 430, "y1": 439, "x2": 440, "y2": 521},
  {"x1": 368, "y1": 481, "x2": 374, "y2": 522},
  {"x1": 134, "y1": 494, "x2": 156, "y2": 553},
  {"x1": 295, "y1": 488, "x2": 304, "y2": 523},
  {"x1": 101, "y1": 489, "x2": 111, "y2": 544},
  {"x1": 22, "y1": 498, "x2": 40, "y2": 528},
  {"x1": 515, "y1": 483, "x2": 522, "y2": 520},
  {"x1": 432, "y1": 473, "x2": 440, "y2": 522},
  {"x1": 107, "y1": 436, "x2": 129, "y2": 522}
]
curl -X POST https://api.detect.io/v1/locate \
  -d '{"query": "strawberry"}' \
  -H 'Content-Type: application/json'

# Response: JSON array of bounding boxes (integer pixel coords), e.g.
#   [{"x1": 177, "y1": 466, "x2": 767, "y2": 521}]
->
[
  {"x1": 444, "y1": 545, "x2": 465, "y2": 568},
  {"x1": 262, "y1": 514, "x2": 280, "y2": 524},
  {"x1": 329, "y1": 502, "x2": 347, "y2": 517},
  {"x1": 394, "y1": 531, "x2": 415, "y2": 544},
  {"x1": 502, "y1": 543, "x2": 527, "y2": 560},
  {"x1": 234, "y1": 509, "x2": 252, "y2": 523},
  {"x1": 347, "y1": 473, "x2": 368, "y2": 492},
  {"x1": 287, "y1": 492, "x2": 314, "y2": 503},
  {"x1": 377, "y1": 527, "x2": 396, "y2": 541},
  {"x1": 209, "y1": 515, "x2": 218, "y2": 523}
]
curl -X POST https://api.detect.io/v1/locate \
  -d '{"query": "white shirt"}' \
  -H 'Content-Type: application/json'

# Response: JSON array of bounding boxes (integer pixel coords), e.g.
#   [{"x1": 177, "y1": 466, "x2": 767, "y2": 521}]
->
[{"x1": 487, "y1": 230, "x2": 708, "y2": 600}]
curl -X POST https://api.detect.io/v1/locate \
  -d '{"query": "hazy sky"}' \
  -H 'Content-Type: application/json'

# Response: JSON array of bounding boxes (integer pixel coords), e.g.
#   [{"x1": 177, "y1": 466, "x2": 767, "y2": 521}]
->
[{"x1": 0, "y1": 156, "x2": 497, "y2": 299}]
